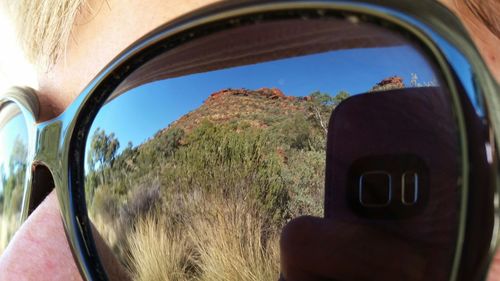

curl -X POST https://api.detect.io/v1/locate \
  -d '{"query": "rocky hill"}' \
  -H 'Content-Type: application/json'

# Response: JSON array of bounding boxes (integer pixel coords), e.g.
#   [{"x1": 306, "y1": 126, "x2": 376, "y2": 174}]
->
[
  {"x1": 166, "y1": 75, "x2": 406, "y2": 134},
  {"x1": 167, "y1": 87, "x2": 313, "y2": 133}
]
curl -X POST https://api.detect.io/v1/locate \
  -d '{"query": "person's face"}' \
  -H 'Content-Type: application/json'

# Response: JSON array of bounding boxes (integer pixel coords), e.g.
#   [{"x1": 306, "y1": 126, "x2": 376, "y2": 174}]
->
[{"x1": 0, "y1": 1, "x2": 498, "y2": 280}]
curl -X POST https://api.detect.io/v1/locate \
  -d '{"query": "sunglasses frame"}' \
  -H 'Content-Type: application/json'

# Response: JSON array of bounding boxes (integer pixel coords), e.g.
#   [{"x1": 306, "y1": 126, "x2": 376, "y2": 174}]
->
[{"x1": 1, "y1": 0, "x2": 500, "y2": 280}]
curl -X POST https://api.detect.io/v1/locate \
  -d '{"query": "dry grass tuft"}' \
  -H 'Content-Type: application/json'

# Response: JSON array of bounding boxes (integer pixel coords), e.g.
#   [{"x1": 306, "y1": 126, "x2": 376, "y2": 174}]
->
[
  {"x1": 127, "y1": 214, "x2": 197, "y2": 281},
  {"x1": 188, "y1": 198, "x2": 280, "y2": 281},
  {"x1": 124, "y1": 194, "x2": 280, "y2": 281},
  {"x1": 91, "y1": 213, "x2": 118, "y2": 250}
]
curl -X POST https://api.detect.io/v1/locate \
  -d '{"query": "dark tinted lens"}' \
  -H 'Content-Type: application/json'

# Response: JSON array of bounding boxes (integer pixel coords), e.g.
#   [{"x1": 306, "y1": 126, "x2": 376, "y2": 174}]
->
[
  {"x1": 0, "y1": 103, "x2": 28, "y2": 253},
  {"x1": 84, "y1": 16, "x2": 462, "y2": 281}
]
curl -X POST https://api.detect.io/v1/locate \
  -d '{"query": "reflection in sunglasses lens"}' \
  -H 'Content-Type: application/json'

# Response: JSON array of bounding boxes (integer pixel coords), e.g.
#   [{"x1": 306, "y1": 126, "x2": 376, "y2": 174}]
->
[
  {"x1": 0, "y1": 103, "x2": 28, "y2": 254},
  {"x1": 84, "y1": 16, "x2": 461, "y2": 281}
]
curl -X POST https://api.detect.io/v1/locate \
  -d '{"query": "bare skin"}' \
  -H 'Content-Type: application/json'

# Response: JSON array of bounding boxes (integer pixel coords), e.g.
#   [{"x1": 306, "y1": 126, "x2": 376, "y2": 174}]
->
[
  {"x1": 0, "y1": 192, "x2": 82, "y2": 280},
  {"x1": 0, "y1": 0, "x2": 498, "y2": 280},
  {"x1": 439, "y1": 0, "x2": 500, "y2": 81}
]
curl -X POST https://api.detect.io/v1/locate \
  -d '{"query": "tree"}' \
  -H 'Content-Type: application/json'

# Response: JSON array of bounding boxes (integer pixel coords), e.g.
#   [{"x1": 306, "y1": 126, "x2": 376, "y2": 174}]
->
[
  {"x1": 113, "y1": 141, "x2": 139, "y2": 179},
  {"x1": 158, "y1": 127, "x2": 184, "y2": 158},
  {"x1": 87, "y1": 128, "x2": 120, "y2": 184},
  {"x1": 9, "y1": 137, "x2": 27, "y2": 175},
  {"x1": 410, "y1": 73, "x2": 419, "y2": 87},
  {"x1": 307, "y1": 91, "x2": 350, "y2": 137},
  {"x1": 1, "y1": 138, "x2": 27, "y2": 215},
  {"x1": 333, "y1": 91, "x2": 350, "y2": 105},
  {"x1": 410, "y1": 72, "x2": 437, "y2": 87}
]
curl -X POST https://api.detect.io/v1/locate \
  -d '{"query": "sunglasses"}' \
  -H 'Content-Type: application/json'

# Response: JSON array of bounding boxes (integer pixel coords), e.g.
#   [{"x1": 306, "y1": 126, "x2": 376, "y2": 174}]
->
[{"x1": 1, "y1": 1, "x2": 500, "y2": 280}]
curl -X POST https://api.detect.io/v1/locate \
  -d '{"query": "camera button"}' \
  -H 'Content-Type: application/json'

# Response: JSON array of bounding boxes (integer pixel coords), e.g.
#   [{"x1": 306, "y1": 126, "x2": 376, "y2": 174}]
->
[
  {"x1": 402, "y1": 172, "x2": 419, "y2": 205},
  {"x1": 359, "y1": 172, "x2": 392, "y2": 207}
]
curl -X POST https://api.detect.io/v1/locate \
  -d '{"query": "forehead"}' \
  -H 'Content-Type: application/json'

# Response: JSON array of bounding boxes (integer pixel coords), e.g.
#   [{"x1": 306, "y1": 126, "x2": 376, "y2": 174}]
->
[{"x1": 37, "y1": 0, "x2": 221, "y2": 121}]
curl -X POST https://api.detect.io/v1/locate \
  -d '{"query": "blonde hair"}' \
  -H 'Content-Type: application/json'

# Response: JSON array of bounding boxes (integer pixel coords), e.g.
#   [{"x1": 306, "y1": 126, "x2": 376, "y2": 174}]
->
[{"x1": 3, "y1": 0, "x2": 86, "y2": 70}]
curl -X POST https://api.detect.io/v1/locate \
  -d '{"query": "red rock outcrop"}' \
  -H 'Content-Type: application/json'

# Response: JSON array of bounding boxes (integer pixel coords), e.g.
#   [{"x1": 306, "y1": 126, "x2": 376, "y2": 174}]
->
[
  {"x1": 205, "y1": 87, "x2": 300, "y2": 104},
  {"x1": 371, "y1": 76, "x2": 404, "y2": 92}
]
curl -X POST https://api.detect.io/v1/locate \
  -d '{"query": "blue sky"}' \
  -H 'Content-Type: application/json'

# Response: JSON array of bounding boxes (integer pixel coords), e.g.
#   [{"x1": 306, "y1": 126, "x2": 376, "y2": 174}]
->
[{"x1": 88, "y1": 45, "x2": 438, "y2": 158}]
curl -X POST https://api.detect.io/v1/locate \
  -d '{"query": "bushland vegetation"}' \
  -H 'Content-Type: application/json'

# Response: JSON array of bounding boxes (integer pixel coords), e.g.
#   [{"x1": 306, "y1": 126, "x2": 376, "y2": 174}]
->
[
  {"x1": 85, "y1": 88, "x2": 349, "y2": 280},
  {"x1": 0, "y1": 138, "x2": 26, "y2": 253},
  {"x1": 87, "y1": 73, "x2": 437, "y2": 279}
]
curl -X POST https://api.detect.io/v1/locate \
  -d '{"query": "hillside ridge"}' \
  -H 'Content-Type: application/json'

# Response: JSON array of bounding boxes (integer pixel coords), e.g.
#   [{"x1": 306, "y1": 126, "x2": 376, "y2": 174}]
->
[{"x1": 168, "y1": 87, "x2": 312, "y2": 133}]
